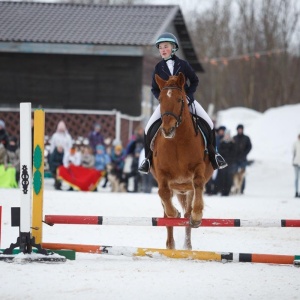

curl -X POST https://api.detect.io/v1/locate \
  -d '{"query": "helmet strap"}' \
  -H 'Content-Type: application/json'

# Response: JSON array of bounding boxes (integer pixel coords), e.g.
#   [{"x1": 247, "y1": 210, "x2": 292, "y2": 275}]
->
[
  {"x1": 164, "y1": 55, "x2": 175, "y2": 61},
  {"x1": 163, "y1": 47, "x2": 177, "y2": 61}
]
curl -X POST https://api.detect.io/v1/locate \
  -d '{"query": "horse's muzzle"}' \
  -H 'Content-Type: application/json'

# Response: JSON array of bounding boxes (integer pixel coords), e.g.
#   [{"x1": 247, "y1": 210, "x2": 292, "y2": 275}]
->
[{"x1": 161, "y1": 127, "x2": 176, "y2": 138}]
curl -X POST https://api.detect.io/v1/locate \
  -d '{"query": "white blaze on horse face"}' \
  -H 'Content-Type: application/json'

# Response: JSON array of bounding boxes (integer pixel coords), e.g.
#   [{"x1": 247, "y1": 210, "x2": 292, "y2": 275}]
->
[{"x1": 167, "y1": 89, "x2": 172, "y2": 98}]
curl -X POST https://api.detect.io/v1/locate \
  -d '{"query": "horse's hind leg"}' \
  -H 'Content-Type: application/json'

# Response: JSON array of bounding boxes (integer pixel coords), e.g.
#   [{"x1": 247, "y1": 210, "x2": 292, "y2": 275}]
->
[
  {"x1": 177, "y1": 194, "x2": 192, "y2": 250},
  {"x1": 184, "y1": 194, "x2": 193, "y2": 249},
  {"x1": 184, "y1": 227, "x2": 192, "y2": 250}
]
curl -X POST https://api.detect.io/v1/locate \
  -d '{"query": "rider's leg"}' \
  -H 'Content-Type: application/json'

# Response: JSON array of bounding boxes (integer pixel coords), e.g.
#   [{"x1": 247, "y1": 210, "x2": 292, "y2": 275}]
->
[
  {"x1": 138, "y1": 106, "x2": 161, "y2": 174},
  {"x1": 191, "y1": 101, "x2": 227, "y2": 170},
  {"x1": 190, "y1": 101, "x2": 214, "y2": 130},
  {"x1": 145, "y1": 105, "x2": 161, "y2": 134}
]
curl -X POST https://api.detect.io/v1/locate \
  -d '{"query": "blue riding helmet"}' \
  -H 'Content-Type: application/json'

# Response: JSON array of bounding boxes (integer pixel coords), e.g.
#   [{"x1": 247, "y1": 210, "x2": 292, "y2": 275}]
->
[{"x1": 155, "y1": 32, "x2": 179, "y2": 51}]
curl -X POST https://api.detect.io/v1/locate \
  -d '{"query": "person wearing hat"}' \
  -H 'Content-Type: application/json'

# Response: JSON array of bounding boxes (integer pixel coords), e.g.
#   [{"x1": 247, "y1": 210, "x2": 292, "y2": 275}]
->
[
  {"x1": 48, "y1": 120, "x2": 73, "y2": 190},
  {"x1": 0, "y1": 119, "x2": 9, "y2": 149},
  {"x1": 217, "y1": 130, "x2": 237, "y2": 196},
  {"x1": 216, "y1": 126, "x2": 226, "y2": 149},
  {"x1": 110, "y1": 144, "x2": 126, "y2": 185},
  {"x1": 49, "y1": 120, "x2": 73, "y2": 155},
  {"x1": 94, "y1": 144, "x2": 111, "y2": 172},
  {"x1": 138, "y1": 32, "x2": 227, "y2": 174},
  {"x1": 88, "y1": 123, "x2": 104, "y2": 154},
  {"x1": 232, "y1": 124, "x2": 252, "y2": 193}
]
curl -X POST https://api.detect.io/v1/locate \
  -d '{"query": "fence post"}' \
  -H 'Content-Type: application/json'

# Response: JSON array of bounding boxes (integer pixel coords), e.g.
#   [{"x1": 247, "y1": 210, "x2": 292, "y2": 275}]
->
[
  {"x1": 32, "y1": 109, "x2": 45, "y2": 244},
  {"x1": 19, "y1": 102, "x2": 32, "y2": 252},
  {"x1": 115, "y1": 111, "x2": 121, "y2": 143}
]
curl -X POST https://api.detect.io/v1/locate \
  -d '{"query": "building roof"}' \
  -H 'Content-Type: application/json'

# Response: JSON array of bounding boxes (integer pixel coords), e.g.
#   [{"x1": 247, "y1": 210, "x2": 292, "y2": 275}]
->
[{"x1": 0, "y1": 1, "x2": 203, "y2": 71}]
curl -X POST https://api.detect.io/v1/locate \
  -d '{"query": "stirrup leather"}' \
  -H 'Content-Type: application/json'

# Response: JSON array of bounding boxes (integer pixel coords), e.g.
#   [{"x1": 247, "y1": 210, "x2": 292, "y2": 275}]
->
[{"x1": 138, "y1": 158, "x2": 151, "y2": 174}]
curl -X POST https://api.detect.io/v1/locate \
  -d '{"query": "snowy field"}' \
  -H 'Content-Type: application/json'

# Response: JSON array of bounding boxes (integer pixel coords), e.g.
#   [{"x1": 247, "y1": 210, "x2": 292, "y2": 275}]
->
[{"x1": 0, "y1": 104, "x2": 300, "y2": 300}]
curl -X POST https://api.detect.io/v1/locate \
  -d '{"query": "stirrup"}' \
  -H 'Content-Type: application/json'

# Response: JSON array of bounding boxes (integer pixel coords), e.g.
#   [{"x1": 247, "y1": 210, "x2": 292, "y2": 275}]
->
[
  {"x1": 215, "y1": 153, "x2": 228, "y2": 169},
  {"x1": 138, "y1": 158, "x2": 151, "y2": 174}
]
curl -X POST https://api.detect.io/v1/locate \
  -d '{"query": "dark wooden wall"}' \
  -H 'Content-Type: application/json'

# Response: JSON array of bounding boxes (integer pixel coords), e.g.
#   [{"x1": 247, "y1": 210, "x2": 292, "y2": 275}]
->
[{"x1": 0, "y1": 52, "x2": 142, "y2": 116}]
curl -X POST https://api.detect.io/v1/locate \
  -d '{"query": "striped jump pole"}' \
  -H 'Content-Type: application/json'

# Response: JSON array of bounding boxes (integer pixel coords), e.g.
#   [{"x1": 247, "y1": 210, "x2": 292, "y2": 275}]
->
[
  {"x1": 42, "y1": 242, "x2": 300, "y2": 266},
  {"x1": 44, "y1": 215, "x2": 300, "y2": 228}
]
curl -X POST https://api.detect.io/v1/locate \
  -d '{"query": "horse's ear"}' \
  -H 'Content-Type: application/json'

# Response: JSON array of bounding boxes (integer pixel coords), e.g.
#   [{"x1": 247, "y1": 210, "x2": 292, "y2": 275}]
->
[
  {"x1": 177, "y1": 72, "x2": 185, "y2": 89},
  {"x1": 155, "y1": 74, "x2": 166, "y2": 91}
]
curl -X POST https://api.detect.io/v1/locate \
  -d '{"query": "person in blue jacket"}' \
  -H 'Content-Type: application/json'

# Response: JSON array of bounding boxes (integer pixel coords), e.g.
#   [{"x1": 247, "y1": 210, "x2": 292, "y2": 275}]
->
[{"x1": 94, "y1": 144, "x2": 111, "y2": 172}]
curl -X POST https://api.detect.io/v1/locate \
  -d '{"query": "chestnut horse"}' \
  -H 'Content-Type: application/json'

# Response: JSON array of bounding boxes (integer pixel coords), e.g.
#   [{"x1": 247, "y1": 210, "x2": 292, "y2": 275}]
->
[{"x1": 151, "y1": 73, "x2": 213, "y2": 250}]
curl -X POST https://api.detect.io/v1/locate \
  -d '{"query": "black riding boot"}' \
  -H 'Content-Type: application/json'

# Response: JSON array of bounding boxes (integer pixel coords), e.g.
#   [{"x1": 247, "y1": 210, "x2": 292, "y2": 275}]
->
[
  {"x1": 208, "y1": 129, "x2": 228, "y2": 170},
  {"x1": 54, "y1": 178, "x2": 62, "y2": 190},
  {"x1": 138, "y1": 133, "x2": 152, "y2": 174}
]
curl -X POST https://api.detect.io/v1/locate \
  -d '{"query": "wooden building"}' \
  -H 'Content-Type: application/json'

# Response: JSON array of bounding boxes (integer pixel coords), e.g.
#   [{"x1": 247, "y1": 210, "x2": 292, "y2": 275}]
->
[{"x1": 0, "y1": 1, "x2": 203, "y2": 143}]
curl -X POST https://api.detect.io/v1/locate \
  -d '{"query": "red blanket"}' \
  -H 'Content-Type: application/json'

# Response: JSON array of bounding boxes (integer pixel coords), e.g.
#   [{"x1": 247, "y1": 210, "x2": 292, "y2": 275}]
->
[{"x1": 57, "y1": 165, "x2": 103, "y2": 191}]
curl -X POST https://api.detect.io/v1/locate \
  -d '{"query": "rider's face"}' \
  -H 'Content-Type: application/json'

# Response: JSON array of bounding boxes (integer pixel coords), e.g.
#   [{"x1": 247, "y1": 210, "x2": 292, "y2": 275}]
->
[{"x1": 158, "y1": 42, "x2": 173, "y2": 59}]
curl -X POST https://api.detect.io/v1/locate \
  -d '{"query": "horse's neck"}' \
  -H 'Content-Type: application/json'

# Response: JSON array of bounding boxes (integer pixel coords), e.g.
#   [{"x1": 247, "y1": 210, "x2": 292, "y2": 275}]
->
[{"x1": 182, "y1": 107, "x2": 195, "y2": 128}]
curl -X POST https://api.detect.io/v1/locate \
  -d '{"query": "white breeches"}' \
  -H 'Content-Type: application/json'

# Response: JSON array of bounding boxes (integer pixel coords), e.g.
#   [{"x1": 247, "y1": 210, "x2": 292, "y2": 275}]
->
[{"x1": 145, "y1": 100, "x2": 214, "y2": 134}]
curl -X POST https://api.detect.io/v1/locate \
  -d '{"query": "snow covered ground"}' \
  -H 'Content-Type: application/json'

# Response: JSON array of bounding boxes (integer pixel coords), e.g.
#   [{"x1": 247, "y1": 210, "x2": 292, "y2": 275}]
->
[{"x1": 0, "y1": 104, "x2": 300, "y2": 300}]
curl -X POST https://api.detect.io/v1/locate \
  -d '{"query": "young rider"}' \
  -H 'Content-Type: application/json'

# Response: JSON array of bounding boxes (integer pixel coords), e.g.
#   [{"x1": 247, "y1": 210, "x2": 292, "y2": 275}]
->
[{"x1": 138, "y1": 32, "x2": 227, "y2": 174}]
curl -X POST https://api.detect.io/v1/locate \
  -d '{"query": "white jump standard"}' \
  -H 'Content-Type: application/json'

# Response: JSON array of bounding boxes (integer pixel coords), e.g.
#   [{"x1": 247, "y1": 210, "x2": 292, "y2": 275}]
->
[{"x1": 0, "y1": 103, "x2": 66, "y2": 262}]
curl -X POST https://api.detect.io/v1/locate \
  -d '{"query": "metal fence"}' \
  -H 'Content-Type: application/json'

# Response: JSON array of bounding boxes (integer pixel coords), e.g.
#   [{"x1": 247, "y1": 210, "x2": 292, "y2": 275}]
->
[{"x1": 0, "y1": 107, "x2": 144, "y2": 147}]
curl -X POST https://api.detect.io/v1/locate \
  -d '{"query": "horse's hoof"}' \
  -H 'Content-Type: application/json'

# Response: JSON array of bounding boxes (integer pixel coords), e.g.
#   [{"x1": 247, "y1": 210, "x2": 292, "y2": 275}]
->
[
  {"x1": 189, "y1": 218, "x2": 201, "y2": 228},
  {"x1": 176, "y1": 210, "x2": 181, "y2": 218}
]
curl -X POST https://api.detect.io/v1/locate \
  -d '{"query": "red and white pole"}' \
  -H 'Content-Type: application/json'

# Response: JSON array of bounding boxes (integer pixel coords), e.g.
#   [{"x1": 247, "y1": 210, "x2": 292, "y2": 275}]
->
[{"x1": 44, "y1": 215, "x2": 300, "y2": 228}]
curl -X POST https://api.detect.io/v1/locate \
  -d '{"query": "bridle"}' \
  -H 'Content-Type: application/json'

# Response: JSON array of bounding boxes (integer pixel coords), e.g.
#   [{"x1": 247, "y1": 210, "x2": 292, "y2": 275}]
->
[{"x1": 160, "y1": 86, "x2": 185, "y2": 128}]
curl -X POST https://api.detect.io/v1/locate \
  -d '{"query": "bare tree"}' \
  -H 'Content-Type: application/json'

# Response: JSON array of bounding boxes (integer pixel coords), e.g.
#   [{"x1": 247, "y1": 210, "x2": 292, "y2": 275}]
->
[
  {"x1": 190, "y1": 0, "x2": 300, "y2": 112},
  {"x1": 191, "y1": 0, "x2": 234, "y2": 110}
]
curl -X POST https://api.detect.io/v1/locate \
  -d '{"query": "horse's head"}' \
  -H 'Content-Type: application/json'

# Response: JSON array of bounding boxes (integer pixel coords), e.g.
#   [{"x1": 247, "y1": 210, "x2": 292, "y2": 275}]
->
[{"x1": 155, "y1": 72, "x2": 186, "y2": 138}]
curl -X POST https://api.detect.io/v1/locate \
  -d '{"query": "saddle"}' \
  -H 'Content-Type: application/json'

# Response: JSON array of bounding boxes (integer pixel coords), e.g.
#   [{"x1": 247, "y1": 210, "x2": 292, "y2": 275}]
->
[{"x1": 146, "y1": 114, "x2": 212, "y2": 152}]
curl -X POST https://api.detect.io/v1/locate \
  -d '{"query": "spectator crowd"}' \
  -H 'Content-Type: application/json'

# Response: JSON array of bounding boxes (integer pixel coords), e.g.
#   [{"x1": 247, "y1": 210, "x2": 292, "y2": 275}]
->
[
  {"x1": 46, "y1": 122, "x2": 152, "y2": 192},
  {"x1": 0, "y1": 117, "x2": 260, "y2": 196},
  {"x1": 0, "y1": 119, "x2": 19, "y2": 188},
  {"x1": 206, "y1": 124, "x2": 252, "y2": 196}
]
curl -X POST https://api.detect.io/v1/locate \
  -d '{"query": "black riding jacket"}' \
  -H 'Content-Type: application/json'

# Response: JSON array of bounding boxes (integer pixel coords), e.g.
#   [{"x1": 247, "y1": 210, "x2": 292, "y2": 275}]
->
[{"x1": 151, "y1": 55, "x2": 199, "y2": 103}]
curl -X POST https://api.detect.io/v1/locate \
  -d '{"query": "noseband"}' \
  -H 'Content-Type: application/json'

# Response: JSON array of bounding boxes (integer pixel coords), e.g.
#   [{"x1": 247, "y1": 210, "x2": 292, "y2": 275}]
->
[{"x1": 160, "y1": 86, "x2": 185, "y2": 128}]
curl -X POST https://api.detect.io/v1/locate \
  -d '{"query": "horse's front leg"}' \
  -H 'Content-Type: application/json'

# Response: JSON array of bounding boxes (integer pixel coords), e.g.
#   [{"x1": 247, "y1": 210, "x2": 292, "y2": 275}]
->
[
  {"x1": 190, "y1": 173, "x2": 206, "y2": 228},
  {"x1": 159, "y1": 183, "x2": 179, "y2": 249}
]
